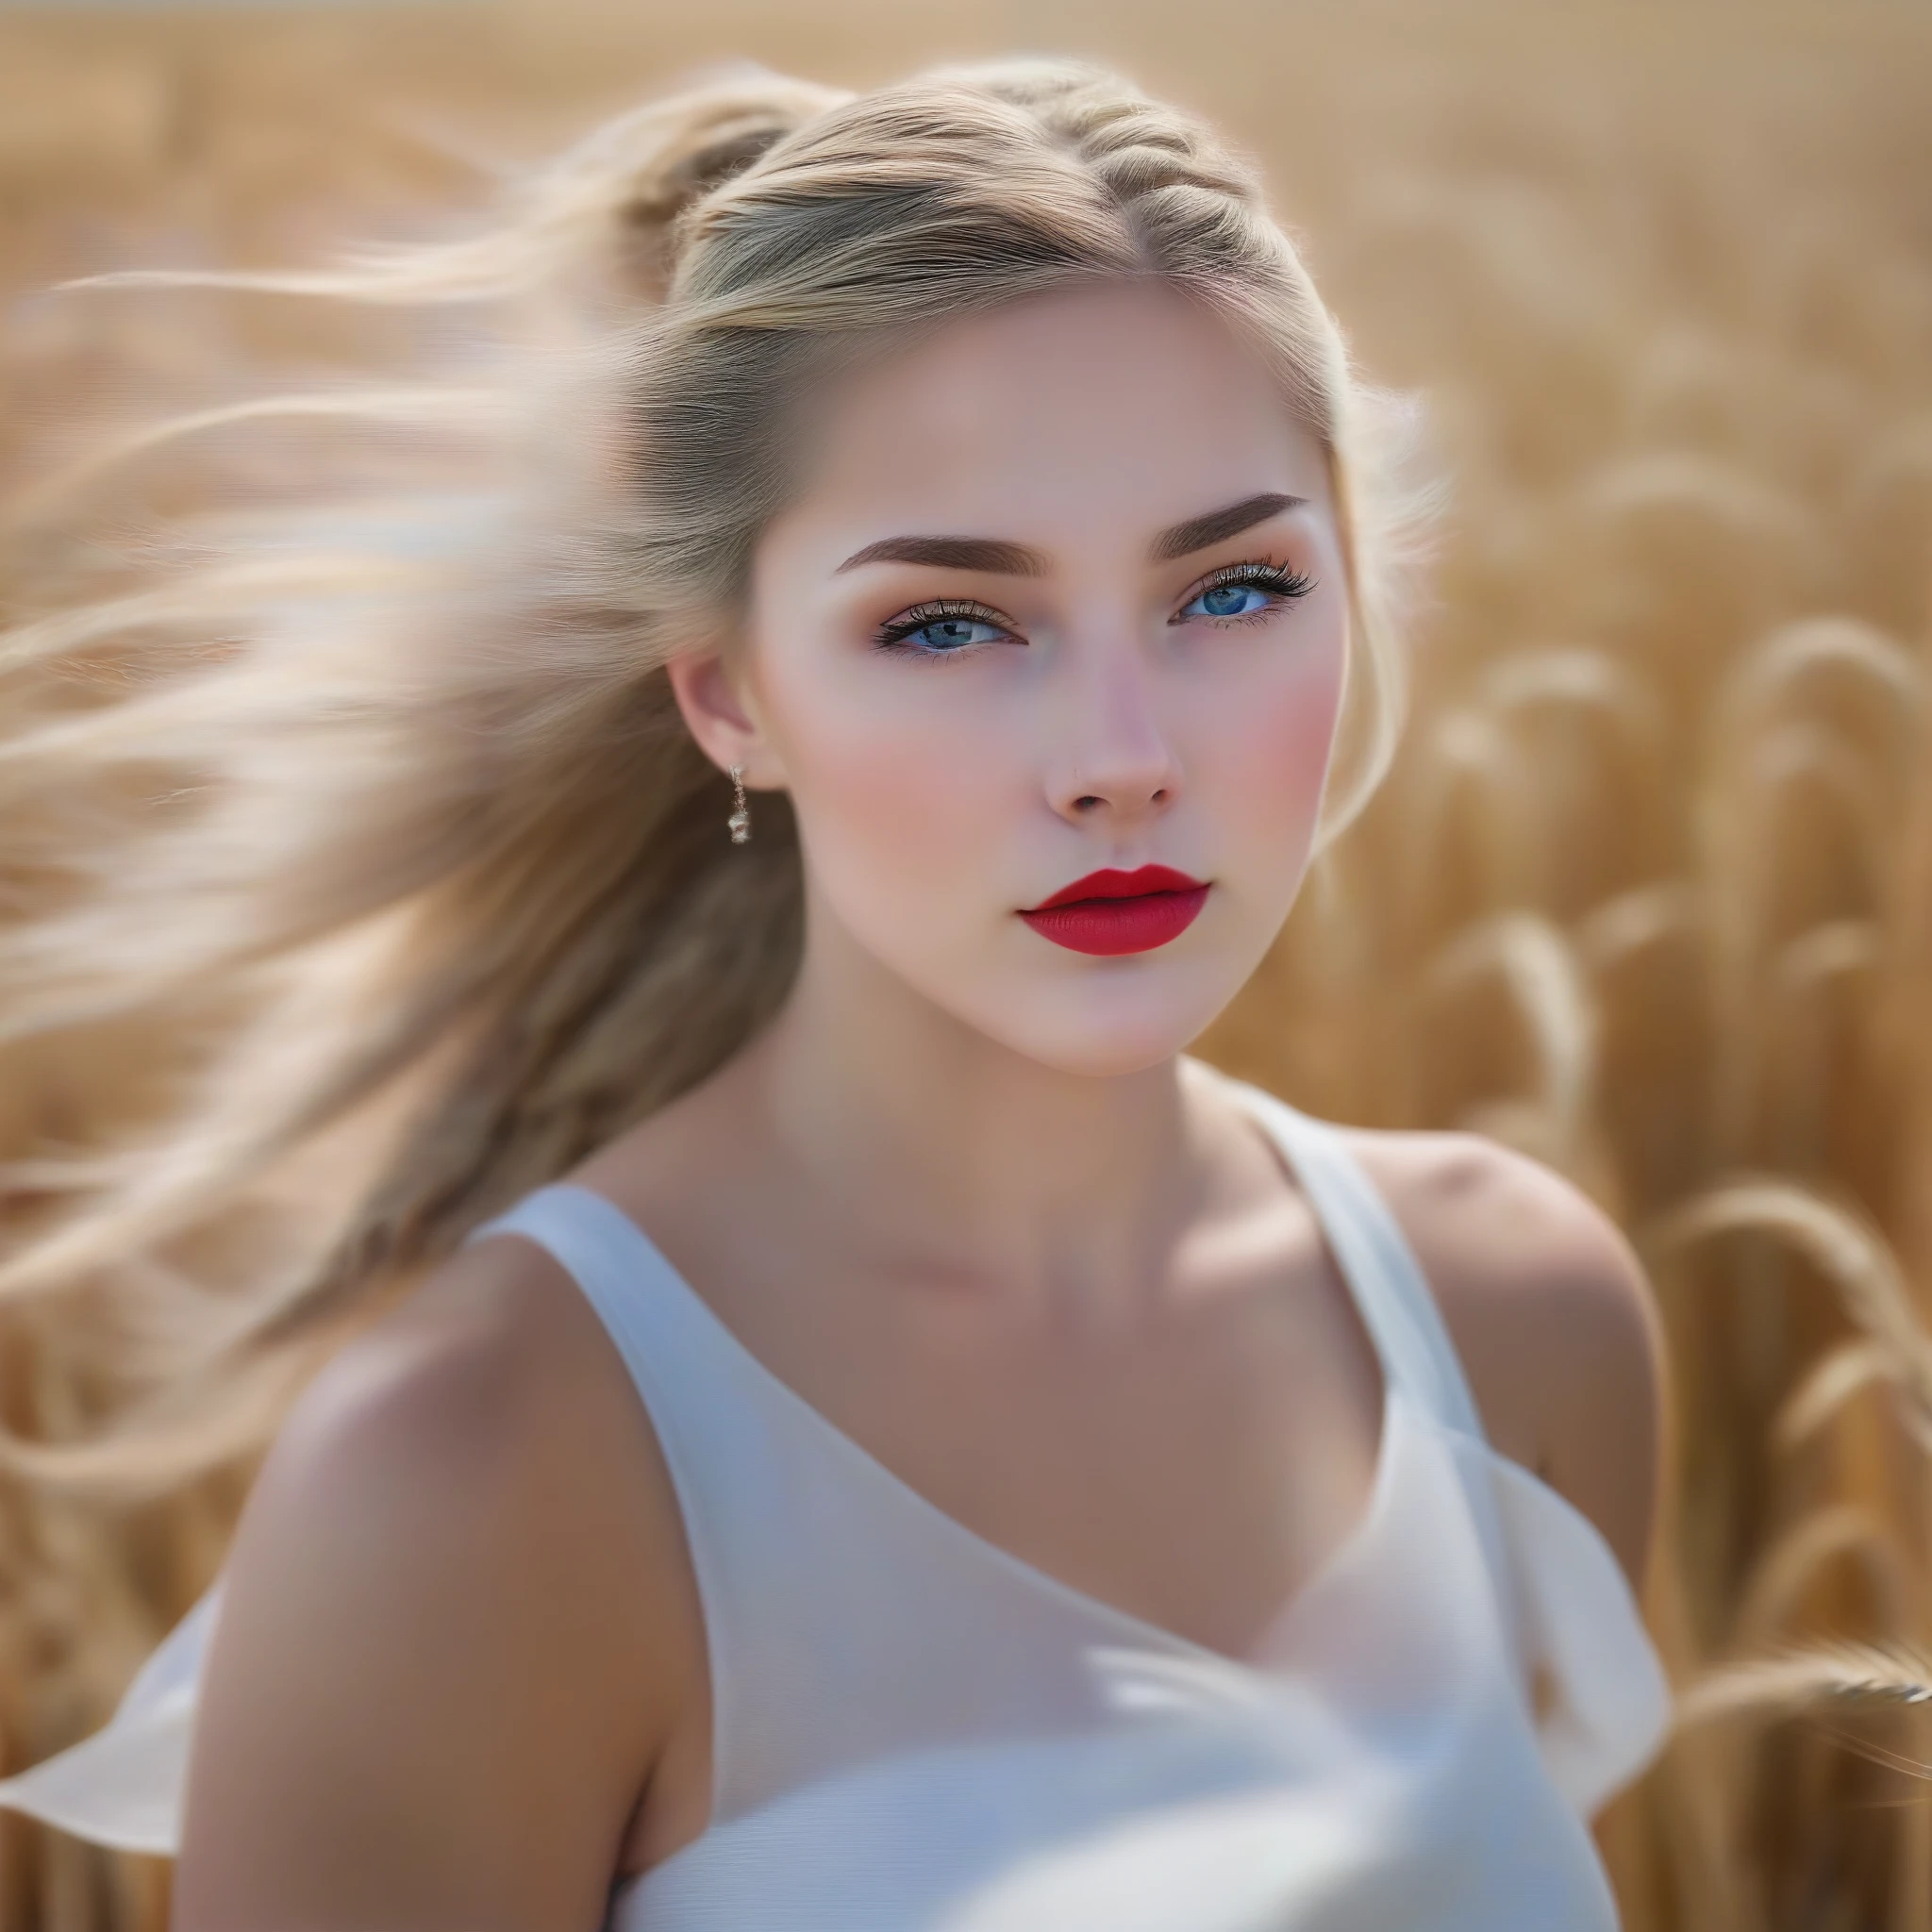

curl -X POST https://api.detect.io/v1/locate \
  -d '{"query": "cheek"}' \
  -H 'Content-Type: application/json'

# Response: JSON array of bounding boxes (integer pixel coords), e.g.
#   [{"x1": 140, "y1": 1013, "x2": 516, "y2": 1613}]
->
[
  {"x1": 760, "y1": 658, "x2": 1024, "y2": 911},
  {"x1": 1192, "y1": 623, "x2": 1350, "y2": 855}
]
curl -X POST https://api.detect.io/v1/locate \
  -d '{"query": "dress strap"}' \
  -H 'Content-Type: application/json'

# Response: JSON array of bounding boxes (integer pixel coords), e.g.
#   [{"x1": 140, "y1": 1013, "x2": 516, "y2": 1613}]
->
[
  {"x1": 458, "y1": 1186, "x2": 1156, "y2": 1829},
  {"x1": 1224, "y1": 1079, "x2": 1491, "y2": 1447},
  {"x1": 1223, "y1": 1077, "x2": 1544, "y2": 1688}
]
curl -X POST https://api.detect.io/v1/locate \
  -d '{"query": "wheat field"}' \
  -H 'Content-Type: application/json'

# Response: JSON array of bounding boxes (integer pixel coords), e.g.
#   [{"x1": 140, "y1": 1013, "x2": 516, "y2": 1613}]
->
[{"x1": 0, "y1": 1, "x2": 1929, "y2": 1927}]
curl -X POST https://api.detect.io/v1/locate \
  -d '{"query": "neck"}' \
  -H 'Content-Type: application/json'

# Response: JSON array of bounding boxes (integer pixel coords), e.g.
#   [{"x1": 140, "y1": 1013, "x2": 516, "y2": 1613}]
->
[{"x1": 736, "y1": 901, "x2": 1229, "y2": 1309}]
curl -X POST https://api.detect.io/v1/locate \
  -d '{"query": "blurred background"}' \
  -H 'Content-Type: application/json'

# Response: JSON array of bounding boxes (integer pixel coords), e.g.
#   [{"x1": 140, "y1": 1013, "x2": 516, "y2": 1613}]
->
[{"x1": 1, "y1": 0, "x2": 1929, "y2": 1926}]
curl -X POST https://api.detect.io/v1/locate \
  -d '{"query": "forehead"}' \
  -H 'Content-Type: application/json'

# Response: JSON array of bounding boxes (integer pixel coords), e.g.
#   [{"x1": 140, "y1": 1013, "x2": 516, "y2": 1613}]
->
[{"x1": 766, "y1": 281, "x2": 1331, "y2": 568}]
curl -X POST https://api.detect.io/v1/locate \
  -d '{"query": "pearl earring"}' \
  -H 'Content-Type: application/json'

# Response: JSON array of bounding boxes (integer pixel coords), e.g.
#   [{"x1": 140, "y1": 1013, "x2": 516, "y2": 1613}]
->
[{"x1": 727, "y1": 764, "x2": 751, "y2": 845}]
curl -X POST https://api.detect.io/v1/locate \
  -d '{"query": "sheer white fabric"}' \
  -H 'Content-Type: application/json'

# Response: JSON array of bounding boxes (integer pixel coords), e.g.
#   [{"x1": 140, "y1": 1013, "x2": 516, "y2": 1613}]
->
[{"x1": 0, "y1": 1079, "x2": 1674, "y2": 1929}]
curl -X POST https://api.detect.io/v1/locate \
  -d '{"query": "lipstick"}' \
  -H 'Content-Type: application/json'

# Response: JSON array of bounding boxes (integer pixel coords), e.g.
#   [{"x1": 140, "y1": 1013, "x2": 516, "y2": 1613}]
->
[{"x1": 1018, "y1": 864, "x2": 1209, "y2": 957}]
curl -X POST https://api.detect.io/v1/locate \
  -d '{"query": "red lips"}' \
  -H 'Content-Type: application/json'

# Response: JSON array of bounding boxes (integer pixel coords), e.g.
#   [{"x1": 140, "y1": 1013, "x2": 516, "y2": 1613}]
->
[{"x1": 1018, "y1": 864, "x2": 1210, "y2": 957}]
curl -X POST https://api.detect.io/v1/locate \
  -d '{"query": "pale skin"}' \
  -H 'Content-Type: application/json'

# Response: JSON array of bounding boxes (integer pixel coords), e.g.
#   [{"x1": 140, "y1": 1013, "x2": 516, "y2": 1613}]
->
[{"x1": 172, "y1": 282, "x2": 1668, "y2": 1932}]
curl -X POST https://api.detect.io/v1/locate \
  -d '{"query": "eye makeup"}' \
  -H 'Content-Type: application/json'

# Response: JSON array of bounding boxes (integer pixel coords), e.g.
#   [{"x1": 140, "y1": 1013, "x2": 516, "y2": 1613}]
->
[
  {"x1": 870, "y1": 555, "x2": 1318, "y2": 659},
  {"x1": 872, "y1": 598, "x2": 1017, "y2": 655},
  {"x1": 1169, "y1": 558, "x2": 1318, "y2": 625}
]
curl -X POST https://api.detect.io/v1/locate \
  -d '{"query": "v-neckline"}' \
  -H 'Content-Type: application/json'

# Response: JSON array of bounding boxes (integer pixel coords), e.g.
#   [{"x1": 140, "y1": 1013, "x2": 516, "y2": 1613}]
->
[{"x1": 564, "y1": 1082, "x2": 1404, "y2": 1673}]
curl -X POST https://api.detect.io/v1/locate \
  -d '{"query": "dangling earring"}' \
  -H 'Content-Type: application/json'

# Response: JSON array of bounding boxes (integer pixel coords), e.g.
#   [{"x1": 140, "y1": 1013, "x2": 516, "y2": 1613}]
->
[{"x1": 727, "y1": 764, "x2": 751, "y2": 845}]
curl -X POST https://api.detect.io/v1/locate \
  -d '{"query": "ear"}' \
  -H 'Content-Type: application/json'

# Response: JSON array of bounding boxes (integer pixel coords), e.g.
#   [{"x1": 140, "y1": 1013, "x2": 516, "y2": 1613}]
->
[{"x1": 664, "y1": 649, "x2": 787, "y2": 789}]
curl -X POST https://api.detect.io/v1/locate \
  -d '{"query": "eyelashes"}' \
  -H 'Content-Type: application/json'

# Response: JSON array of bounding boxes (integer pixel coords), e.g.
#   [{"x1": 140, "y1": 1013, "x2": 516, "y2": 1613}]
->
[
  {"x1": 1172, "y1": 559, "x2": 1319, "y2": 624},
  {"x1": 872, "y1": 558, "x2": 1319, "y2": 659},
  {"x1": 872, "y1": 598, "x2": 1012, "y2": 654}
]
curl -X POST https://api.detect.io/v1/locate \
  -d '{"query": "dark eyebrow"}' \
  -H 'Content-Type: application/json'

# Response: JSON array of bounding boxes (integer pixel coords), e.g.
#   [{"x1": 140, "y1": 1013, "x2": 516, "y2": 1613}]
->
[
  {"x1": 834, "y1": 535, "x2": 1048, "y2": 576},
  {"x1": 832, "y1": 491, "x2": 1307, "y2": 579},
  {"x1": 1150, "y1": 491, "x2": 1307, "y2": 563}
]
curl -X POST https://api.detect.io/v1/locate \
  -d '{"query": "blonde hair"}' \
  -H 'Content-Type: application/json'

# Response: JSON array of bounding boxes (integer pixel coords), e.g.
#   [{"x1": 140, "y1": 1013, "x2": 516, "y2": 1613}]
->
[{"x1": 0, "y1": 56, "x2": 1420, "y2": 1499}]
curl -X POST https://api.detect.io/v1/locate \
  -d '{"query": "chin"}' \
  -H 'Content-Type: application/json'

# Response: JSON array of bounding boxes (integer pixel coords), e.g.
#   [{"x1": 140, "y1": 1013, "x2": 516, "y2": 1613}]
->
[{"x1": 973, "y1": 978, "x2": 1237, "y2": 1081}]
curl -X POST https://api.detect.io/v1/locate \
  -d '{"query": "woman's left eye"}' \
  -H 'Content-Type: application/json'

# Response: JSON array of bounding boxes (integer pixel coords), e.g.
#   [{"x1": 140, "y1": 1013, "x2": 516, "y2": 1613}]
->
[
  {"x1": 1174, "y1": 563, "x2": 1317, "y2": 625},
  {"x1": 1185, "y1": 582, "x2": 1273, "y2": 619}
]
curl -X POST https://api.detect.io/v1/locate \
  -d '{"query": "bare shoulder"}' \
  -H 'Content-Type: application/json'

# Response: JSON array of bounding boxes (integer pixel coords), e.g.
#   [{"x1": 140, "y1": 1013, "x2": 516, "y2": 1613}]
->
[
  {"x1": 1334, "y1": 1124, "x2": 1667, "y2": 1594},
  {"x1": 174, "y1": 1230, "x2": 696, "y2": 1931}
]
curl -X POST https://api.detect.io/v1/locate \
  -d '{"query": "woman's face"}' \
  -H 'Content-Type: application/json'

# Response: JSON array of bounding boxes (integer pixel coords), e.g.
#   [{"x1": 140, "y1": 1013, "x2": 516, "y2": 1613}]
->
[{"x1": 672, "y1": 279, "x2": 1351, "y2": 1077}]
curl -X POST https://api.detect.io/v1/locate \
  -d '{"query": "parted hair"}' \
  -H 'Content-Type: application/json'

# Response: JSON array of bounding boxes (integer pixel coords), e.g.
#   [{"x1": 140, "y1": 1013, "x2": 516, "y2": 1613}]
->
[{"x1": 0, "y1": 57, "x2": 1423, "y2": 1497}]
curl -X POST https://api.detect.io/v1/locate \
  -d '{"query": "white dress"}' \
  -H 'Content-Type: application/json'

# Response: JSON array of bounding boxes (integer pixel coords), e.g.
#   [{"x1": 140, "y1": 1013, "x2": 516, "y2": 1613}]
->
[{"x1": 0, "y1": 1078, "x2": 1673, "y2": 1929}]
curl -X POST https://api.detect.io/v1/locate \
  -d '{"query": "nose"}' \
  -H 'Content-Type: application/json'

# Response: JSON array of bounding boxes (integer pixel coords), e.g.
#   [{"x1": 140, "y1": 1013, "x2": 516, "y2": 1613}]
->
[{"x1": 1046, "y1": 640, "x2": 1183, "y2": 828}]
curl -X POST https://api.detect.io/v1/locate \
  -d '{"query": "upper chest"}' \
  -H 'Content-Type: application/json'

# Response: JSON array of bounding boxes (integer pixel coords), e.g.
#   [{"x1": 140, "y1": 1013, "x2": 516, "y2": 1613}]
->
[{"x1": 610, "y1": 1171, "x2": 1392, "y2": 1656}]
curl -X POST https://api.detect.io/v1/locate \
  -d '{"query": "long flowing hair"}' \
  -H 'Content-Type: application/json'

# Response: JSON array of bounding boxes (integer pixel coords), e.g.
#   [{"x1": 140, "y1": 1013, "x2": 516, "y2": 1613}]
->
[{"x1": 0, "y1": 56, "x2": 1425, "y2": 1501}]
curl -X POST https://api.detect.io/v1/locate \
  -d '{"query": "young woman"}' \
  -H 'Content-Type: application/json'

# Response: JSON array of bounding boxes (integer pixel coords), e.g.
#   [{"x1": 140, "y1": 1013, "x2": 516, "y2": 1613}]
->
[{"x1": 0, "y1": 56, "x2": 1672, "y2": 1931}]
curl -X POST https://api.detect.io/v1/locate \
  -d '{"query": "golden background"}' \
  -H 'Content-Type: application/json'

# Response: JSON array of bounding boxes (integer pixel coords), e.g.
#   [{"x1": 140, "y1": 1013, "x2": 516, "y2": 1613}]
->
[{"x1": 2, "y1": 1, "x2": 1930, "y2": 1926}]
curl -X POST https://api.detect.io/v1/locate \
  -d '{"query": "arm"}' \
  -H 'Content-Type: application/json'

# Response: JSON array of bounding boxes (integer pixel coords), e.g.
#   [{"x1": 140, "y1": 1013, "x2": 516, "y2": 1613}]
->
[
  {"x1": 1353, "y1": 1131, "x2": 1668, "y2": 1595},
  {"x1": 172, "y1": 1239, "x2": 691, "y2": 1932}
]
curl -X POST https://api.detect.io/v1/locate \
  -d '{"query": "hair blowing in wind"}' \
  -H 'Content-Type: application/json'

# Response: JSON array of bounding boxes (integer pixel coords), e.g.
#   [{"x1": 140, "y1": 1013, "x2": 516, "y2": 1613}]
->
[{"x1": 0, "y1": 57, "x2": 1422, "y2": 1503}]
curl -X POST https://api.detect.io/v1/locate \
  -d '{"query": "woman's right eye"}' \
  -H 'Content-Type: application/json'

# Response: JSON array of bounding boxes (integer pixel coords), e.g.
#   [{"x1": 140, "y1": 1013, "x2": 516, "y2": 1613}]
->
[
  {"x1": 874, "y1": 602, "x2": 1016, "y2": 657},
  {"x1": 901, "y1": 616, "x2": 1007, "y2": 652}
]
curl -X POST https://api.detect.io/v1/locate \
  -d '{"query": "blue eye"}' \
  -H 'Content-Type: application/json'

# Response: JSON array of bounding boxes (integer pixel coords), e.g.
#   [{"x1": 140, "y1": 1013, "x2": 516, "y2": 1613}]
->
[
  {"x1": 1174, "y1": 563, "x2": 1317, "y2": 625},
  {"x1": 1185, "y1": 582, "x2": 1274, "y2": 619},
  {"x1": 900, "y1": 616, "x2": 1008, "y2": 653},
  {"x1": 874, "y1": 602, "x2": 1015, "y2": 657}
]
